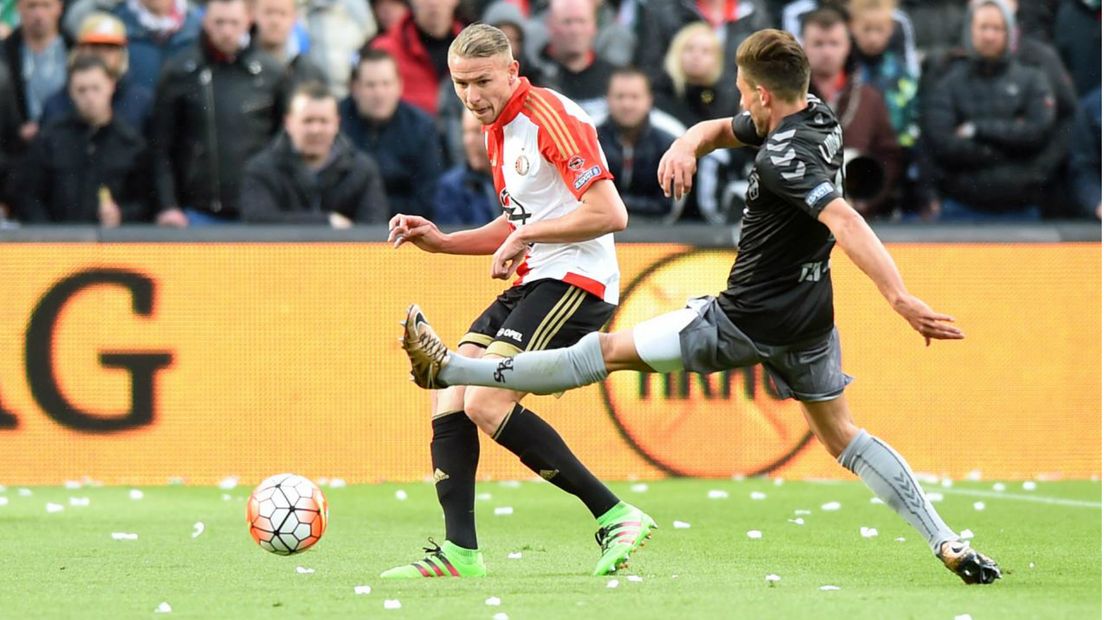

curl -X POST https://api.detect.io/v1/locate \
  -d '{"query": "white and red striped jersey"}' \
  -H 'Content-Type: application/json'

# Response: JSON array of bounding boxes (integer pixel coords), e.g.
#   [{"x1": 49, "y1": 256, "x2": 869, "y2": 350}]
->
[{"x1": 484, "y1": 78, "x2": 620, "y2": 305}]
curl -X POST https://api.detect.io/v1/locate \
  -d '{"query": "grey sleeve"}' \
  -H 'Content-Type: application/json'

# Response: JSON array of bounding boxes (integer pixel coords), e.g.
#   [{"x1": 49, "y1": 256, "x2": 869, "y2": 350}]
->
[{"x1": 731, "y1": 112, "x2": 765, "y2": 148}]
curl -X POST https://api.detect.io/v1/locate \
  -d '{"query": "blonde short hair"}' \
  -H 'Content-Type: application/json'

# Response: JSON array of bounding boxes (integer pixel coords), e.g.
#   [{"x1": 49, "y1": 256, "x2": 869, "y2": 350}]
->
[
  {"x1": 663, "y1": 22, "x2": 723, "y2": 97},
  {"x1": 449, "y1": 23, "x2": 514, "y2": 61},
  {"x1": 849, "y1": 0, "x2": 897, "y2": 15}
]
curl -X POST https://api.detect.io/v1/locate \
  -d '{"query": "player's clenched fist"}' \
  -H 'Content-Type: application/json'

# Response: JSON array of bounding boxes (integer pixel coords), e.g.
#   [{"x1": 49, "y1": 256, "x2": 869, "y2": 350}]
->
[{"x1": 657, "y1": 139, "x2": 699, "y2": 201}]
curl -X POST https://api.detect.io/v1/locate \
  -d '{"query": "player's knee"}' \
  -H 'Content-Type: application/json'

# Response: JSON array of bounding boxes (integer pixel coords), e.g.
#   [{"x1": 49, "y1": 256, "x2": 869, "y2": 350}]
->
[{"x1": 463, "y1": 388, "x2": 514, "y2": 434}]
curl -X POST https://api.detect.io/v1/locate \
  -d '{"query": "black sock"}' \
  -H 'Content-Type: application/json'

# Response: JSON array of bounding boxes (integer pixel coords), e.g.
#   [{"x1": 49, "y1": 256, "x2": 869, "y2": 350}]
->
[
  {"x1": 493, "y1": 404, "x2": 619, "y2": 518},
  {"x1": 431, "y1": 412, "x2": 480, "y2": 550}
]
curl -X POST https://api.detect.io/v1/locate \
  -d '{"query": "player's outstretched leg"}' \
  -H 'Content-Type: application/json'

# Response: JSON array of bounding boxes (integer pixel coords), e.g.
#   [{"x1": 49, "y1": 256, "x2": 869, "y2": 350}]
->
[
  {"x1": 402, "y1": 304, "x2": 608, "y2": 394},
  {"x1": 380, "y1": 539, "x2": 486, "y2": 579},
  {"x1": 805, "y1": 399, "x2": 1001, "y2": 584}
]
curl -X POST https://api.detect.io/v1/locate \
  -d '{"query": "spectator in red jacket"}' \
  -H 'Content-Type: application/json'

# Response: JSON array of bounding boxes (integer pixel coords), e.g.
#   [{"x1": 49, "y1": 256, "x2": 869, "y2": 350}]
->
[
  {"x1": 369, "y1": 0, "x2": 464, "y2": 117},
  {"x1": 803, "y1": 6, "x2": 902, "y2": 217}
]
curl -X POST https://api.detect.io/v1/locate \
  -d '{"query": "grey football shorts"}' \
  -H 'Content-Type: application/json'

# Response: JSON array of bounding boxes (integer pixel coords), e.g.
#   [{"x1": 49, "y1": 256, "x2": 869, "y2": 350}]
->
[{"x1": 633, "y1": 296, "x2": 853, "y2": 402}]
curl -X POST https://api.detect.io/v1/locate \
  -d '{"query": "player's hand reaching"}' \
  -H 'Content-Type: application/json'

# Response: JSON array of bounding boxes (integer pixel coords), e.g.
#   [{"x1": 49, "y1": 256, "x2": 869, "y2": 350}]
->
[
  {"x1": 491, "y1": 230, "x2": 528, "y2": 280},
  {"x1": 388, "y1": 214, "x2": 446, "y2": 252},
  {"x1": 893, "y1": 294, "x2": 965, "y2": 346},
  {"x1": 657, "y1": 138, "x2": 699, "y2": 201}
]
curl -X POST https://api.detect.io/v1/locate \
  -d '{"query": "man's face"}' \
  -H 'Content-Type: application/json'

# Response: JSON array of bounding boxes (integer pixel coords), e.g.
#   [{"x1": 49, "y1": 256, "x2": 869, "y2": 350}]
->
[
  {"x1": 548, "y1": 0, "x2": 596, "y2": 59},
  {"x1": 17, "y1": 0, "x2": 61, "y2": 39},
  {"x1": 461, "y1": 109, "x2": 489, "y2": 171},
  {"x1": 736, "y1": 71, "x2": 769, "y2": 135},
  {"x1": 607, "y1": 74, "x2": 651, "y2": 129},
  {"x1": 77, "y1": 43, "x2": 127, "y2": 77},
  {"x1": 803, "y1": 22, "x2": 850, "y2": 77},
  {"x1": 410, "y1": 0, "x2": 459, "y2": 31},
  {"x1": 449, "y1": 53, "x2": 519, "y2": 125},
  {"x1": 285, "y1": 95, "x2": 339, "y2": 160},
  {"x1": 69, "y1": 67, "x2": 115, "y2": 123},
  {"x1": 351, "y1": 59, "x2": 403, "y2": 121},
  {"x1": 255, "y1": 0, "x2": 297, "y2": 51},
  {"x1": 204, "y1": 0, "x2": 251, "y2": 56},
  {"x1": 679, "y1": 30, "x2": 717, "y2": 82},
  {"x1": 972, "y1": 4, "x2": 1008, "y2": 60},
  {"x1": 850, "y1": 9, "x2": 894, "y2": 57}
]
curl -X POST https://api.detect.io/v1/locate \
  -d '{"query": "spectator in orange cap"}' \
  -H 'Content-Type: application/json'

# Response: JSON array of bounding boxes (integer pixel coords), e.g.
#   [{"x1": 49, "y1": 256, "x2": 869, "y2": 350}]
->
[{"x1": 40, "y1": 12, "x2": 154, "y2": 134}]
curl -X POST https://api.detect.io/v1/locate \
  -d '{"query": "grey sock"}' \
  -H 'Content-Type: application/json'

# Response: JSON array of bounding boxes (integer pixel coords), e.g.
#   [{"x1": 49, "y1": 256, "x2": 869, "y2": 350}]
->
[
  {"x1": 439, "y1": 332, "x2": 608, "y2": 395},
  {"x1": 838, "y1": 429, "x2": 959, "y2": 554}
]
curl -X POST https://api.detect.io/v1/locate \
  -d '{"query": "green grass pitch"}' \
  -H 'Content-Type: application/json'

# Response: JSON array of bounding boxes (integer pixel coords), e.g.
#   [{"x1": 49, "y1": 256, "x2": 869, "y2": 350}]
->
[{"x1": 2, "y1": 479, "x2": 1099, "y2": 619}]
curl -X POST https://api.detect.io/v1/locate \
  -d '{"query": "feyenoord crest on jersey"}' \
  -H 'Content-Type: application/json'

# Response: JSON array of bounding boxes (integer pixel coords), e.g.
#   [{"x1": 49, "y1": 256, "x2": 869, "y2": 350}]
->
[{"x1": 515, "y1": 154, "x2": 530, "y2": 175}]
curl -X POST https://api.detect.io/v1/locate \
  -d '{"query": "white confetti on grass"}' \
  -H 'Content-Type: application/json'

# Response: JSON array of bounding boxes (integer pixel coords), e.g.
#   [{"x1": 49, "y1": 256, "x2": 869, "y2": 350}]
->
[
  {"x1": 0, "y1": 484, "x2": 6, "y2": 492},
  {"x1": 191, "y1": 522, "x2": 205, "y2": 538},
  {"x1": 499, "y1": 480, "x2": 521, "y2": 488},
  {"x1": 493, "y1": 614, "x2": 509, "y2": 620},
  {"x1": 69, "y1": 497, "x2": 90, "y2": 507},
  {"x1": 606, "y1": 579, "x2": 619, "y2": 589},
  {"x1": 218, "y1": 477, "x2": 239, "y2": 490},
  {"x1": 476, "y1": 492, "x2": 493, "y2": 501},
  {"x1": 1022, "y1": 481, "x2": 1037, "y2": 491},
  {"x1": 626, "y1": 575, "x2": 643, "y2": 583},
  {"x1": 787, "y1": 517, "x2": 805, "y2": 526},
  {"x1": 927, "y1": 492, "x2": 944, "y2": 503},
  {"x1": 383, "y1": 599, "x2": 402, "y2": 610},
  {"x1": 973, "y1": 501, "x2": 986, "y2": 511},
  {"x1": 0, "y1": 497, "x2": 8, "y2": 507},
  {"x1": 959, "y1": 529, "x2": 975, "y2": 540},
  {"x1": 707, "y1": 490, "x2": 729, "y2": 499},
  {"x1": 494, "y1": 506, "x2": 514, "y2": 516},
  {"x1": 966, "y1": 469, "x2": 982, "y2": 481},
  {"x1": 507, "y1": 552, "x2": 523, "y2": 559},
  {"x1": 860, "y1": 527, "x2": 878, "y2": 538},
  {"x1": 773, "y1": 478, "x2": 784, "y2": 486},
  {"x1": 819, "y1": 585, "x2": 840, "y2": 591},
  {"x1": 794, "y1": 509, "x2": 811, "y2": 515},
  {"x1": 869, "y1": 497, "x2": 884, "y2": 505},
  {"x1": 394, "y1": 490, "x2": 408, "y2": 501},
  {"x1": 64, "y1": 480, "x2": 81, "y2": 490},
  {"x1": 221, "y1": 494, "x2": 232, "y2": 501},
  {"x1": 129, "y1": 489, "x2": 144, "y2": 500},
  {"x1": 954, "y1": 615, "x2": 972, "y2": 620},
  {"x1": 746, "y1": 530, "x2": 763, "y2": 539},
  {"x1": 154, "y1": 602, "x2": 172, "y2": 613},
  {"x1": 111, "y1": 532, "x2": 138, "y2": 540},
  {"x1": 765, "y1": 574, "x2": 781, "y2": 586},
  {"x1": 18, "y1": 488, "x2": 32, "y2": 497},
  {"x1": 941, "y1": 478, "x2": 954, "y2": 488},
  {"x1": 329, "y1": 478, "x2": 347, "y2": 488},
  {"x1": 296, "y1": 566, "x2": 315, "y2": 574},
  {"x1": 485, "y1": 597, "x2": 501, "y2": 606},
  {"x1": 750, "y1": 491, "x2": 767, "y2": 500},
  {"x1": 992, "y1": 482, "x2": 1007, "y2": 492},
  {"x1": 46, "y1": 502, "x2": 64, "y2": 513},
  {"x1": 916, "y1": 472, "x2": 939, "y2": 484},
  {"x1": 630, "y1": 483, "x2": 649, "y2": 493},
  {"x1": 820, "y1": 501, "x2": 841, "y2": 511},
  {"x1": 895, "y1": 537, "x2": 906, "y2": 543},
  {"x1": 672, "y1": 521, "x2": 691, "y2": 529},
  {"x1": 353, "y1": 585, "x2": 372, "y2": 595}
]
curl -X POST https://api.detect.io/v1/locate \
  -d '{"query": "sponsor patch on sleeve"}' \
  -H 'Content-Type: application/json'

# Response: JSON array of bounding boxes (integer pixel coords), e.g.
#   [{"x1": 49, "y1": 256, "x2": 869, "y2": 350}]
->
[
  {"x1": 573, "y1": 165, "x2": 602, "y2": 190},
  {"x1": 804, "y1": 181, "x2": 834, "y2": 207}
]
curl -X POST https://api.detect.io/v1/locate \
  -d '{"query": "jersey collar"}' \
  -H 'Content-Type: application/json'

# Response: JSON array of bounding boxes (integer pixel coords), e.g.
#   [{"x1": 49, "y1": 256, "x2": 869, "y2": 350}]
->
[{"x1": 488, "y1": 77, "x2": 532, "y2": 130}]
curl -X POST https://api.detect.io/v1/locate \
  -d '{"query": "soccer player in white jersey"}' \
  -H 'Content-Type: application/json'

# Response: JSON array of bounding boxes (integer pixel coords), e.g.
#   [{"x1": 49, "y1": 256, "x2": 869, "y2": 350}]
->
[
  {"x1": 401, "y1": 29, "x2": 1000, "y2": 584},
  {"x1": 382, "y1": 23, "x2": 655, "y2": 579}
]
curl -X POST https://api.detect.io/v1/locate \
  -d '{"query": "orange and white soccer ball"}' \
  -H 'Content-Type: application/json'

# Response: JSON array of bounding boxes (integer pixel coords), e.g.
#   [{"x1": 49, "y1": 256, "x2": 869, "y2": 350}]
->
[{"x1": 246, "y1": 473, "x2": 328, "y2": 555}]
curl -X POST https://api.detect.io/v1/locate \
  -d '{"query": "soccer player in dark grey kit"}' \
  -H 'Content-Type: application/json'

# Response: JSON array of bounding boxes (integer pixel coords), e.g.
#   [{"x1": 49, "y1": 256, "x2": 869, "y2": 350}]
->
[{"x1": 401, "y1": 28, "x2": 1001, "y2": 584}]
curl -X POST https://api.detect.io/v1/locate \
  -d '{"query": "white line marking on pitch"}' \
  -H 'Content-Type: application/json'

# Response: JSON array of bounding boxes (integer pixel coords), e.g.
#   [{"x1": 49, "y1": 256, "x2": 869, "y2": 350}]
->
[{"x1": 922, "y1": 487, "x2": 1101, "y2": 509}]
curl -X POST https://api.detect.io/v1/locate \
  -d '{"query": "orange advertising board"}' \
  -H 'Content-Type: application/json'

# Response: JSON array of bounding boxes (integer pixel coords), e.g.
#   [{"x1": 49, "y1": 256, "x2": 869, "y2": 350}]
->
[{"x1": 0, "y1": 243, "x2": 1098, "y2": 484}]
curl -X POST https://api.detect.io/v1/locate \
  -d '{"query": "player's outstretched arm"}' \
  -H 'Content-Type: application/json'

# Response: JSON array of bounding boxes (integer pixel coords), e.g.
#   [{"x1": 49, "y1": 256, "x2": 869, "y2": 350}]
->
[
  {"x1": 658, "y1": 118, "x2": 745, "y2": 200},
  {"x1": 817, "y1": 198, "x2": 964, "y2": 346},
  {"x1": 490, "y1": 179, "x2": 628, "y2": 279},
  {"x1": 389, "y1": 213, "x2": 512, "y2": 256}
]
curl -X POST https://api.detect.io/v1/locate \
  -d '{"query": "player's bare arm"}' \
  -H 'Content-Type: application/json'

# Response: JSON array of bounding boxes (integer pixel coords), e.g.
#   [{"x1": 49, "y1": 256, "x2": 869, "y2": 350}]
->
[
  {"x1": 490, "y1": 179, "x2": 628, "y2": 279},
  {"x1": 389, "y1": 213, "x2": 513, "y2": 255},
  {"x1": 657, "y1": 118, "x2": 747, "y2": 200},
  {"x1": 817, "y1": 198, "x2": 964, "y2": 345}
]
